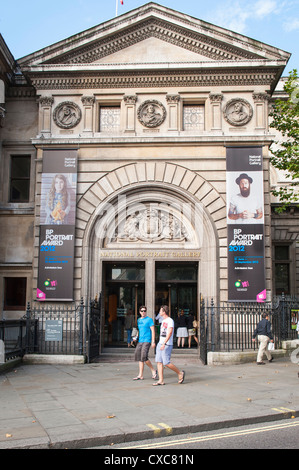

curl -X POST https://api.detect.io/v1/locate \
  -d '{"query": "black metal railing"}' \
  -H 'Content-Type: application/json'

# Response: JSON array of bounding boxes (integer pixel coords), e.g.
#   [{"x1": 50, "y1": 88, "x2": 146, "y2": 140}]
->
[
  {"x1": 27, "y1": 300, "x2": 84, "y2": 356},
  {"x1": 0, "y1": 318, "x2": 37, "y2": 361},
  {"x1": 200, "y1": 295, "x2": 299, "y2": 362},
  {"x1": 1, "y1": 294, "x2": 297, "y2": 365}
]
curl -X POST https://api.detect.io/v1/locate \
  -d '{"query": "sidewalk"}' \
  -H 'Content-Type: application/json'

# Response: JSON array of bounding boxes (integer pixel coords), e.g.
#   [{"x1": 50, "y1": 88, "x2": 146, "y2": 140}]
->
[{"x1": 0, "y1": 355, "x2": 298, "y2": 449}]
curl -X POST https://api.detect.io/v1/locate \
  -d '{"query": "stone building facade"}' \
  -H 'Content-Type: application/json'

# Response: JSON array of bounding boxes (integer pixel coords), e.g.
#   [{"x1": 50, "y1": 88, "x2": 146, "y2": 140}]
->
[{"x1": 0, "y1": 3, "x2": 297, "y2": 346}]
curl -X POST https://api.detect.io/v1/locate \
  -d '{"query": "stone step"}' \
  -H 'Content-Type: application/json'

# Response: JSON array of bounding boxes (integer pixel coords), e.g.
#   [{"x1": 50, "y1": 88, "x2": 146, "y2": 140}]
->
[{"x1": 97, "y1": 346, "x2": 200, "y2": 363}]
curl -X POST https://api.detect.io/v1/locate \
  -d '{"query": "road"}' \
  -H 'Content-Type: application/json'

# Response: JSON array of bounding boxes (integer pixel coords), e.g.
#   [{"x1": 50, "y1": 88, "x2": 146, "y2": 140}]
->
[{"x1": 92, "y1": 418, "x2": 299, "y2": 451}]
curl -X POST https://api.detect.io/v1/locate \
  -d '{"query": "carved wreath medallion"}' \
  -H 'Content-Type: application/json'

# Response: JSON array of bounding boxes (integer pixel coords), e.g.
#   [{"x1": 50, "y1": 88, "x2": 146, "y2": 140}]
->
[
  {"x1": 223, "y1": 98, "x2": 253, "y2": 126},
  {"x1": 53, "y1": 101, "x2": 82, "y2": 129},
  {"x1": 137, "y1": 100, "x2": 166, "y2": 128}
]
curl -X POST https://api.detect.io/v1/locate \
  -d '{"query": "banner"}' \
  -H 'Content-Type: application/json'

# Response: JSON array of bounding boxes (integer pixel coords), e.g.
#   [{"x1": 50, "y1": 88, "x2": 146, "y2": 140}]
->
[
  {"x1": 37, "y1": 149, "x2": 77, "y2": 301},
  {"x1": 226, "y1": 147, "x2": 266, "y2": 302}
]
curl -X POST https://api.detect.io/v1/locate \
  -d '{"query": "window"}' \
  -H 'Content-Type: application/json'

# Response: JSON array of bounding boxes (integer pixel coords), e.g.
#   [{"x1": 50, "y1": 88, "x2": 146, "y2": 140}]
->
[
  {"x1": 274, "y1": 245, "x2": 290, "y2": 295},
  {"x1": 99, "y1": 106, "x2": 120, "y2": 133},
  {"x1": 10, "y1": 156, "x2": 31, "y2": 202},
  {"x1": 183, "y1": 105, "x2": 204, "y2": 131},
  {"x1": 4, "y1": 278, "x2": 27, "y2": 310}
]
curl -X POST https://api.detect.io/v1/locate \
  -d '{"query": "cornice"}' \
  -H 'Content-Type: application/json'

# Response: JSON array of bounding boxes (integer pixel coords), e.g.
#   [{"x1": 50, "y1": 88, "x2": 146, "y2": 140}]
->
[
  {"x1": 28, "y1": 66, "x2": 279, "y2": 91},
  {"x1": 31, "y1": 135, "x2": 275, "y2": 148}
]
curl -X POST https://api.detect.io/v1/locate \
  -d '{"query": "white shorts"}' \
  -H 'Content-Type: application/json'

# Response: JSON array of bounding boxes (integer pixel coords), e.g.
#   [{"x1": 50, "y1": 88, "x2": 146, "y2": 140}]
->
[{"x1": 155, "y1": 343, "x2": 173, "y2": 365}]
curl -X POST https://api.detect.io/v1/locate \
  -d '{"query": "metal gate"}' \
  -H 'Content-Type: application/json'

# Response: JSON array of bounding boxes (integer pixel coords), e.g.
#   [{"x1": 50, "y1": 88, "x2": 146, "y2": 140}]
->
[{"x1": 86, "y1": 294, "x2": 102, "y2": 363}]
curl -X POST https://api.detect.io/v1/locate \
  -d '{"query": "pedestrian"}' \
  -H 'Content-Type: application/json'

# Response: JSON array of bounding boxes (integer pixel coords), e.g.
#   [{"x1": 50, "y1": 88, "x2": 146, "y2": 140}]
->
[
  {"x1": 252, "y1": 312, "x2": 274, "y2": 365},
  {"x1": 297, "y1": 319, "x2": 299, "y2": 339},
  {"x1": 133, "y1": 306, "x2": 157, "y2": 380},
  {"x1": 187, "y1": 314, "x2": 199, "y2": 348},
  {"x1": 153, "y1": 305, "x2": 185, "y2": 386},
  {"x1": 176, "y1": 310, "x2": 188, "y2": 347}
]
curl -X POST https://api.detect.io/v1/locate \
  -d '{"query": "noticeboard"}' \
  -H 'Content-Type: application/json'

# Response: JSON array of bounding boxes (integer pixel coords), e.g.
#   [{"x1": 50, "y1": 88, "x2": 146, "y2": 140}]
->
[{"x1": 45, "y1": 320, "x2": 63, "y2": 341}]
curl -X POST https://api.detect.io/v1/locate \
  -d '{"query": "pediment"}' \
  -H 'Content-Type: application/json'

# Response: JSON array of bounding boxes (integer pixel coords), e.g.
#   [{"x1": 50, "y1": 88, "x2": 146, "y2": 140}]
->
[
  {"x1": 91, "y1": 37, "x2": 213, "y2": 65},
  {"x1": 18, "y1": 2, "x2": 290, "y2": 68}
]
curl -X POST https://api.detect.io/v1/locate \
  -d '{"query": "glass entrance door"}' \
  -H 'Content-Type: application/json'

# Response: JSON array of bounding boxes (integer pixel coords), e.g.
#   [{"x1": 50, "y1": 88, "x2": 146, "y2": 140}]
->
[
  {"x1": 103, "y1": 263, "x2": 145, "y2": 346},
  {"x1": 155, "y1": 284, "x2": 197, "y2": 317},
  {"x1": 155, "y1": 262, "x2": 198, "y2": 346}
]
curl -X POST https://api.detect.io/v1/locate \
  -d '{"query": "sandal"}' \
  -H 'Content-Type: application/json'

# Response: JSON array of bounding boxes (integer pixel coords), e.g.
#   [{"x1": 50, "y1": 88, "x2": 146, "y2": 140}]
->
[
  {"x1": 152, "y1": 382, "x2": 165, "y2": 386},
  {"x1": 152, "y1": 370, "x2": 158, "y2": 380},
  {"x1": 133, "y1": 376, "x2": 144, "y2": 380},
  {"x1": 178, "y1": 371, "x2": 185, "y2": 384}
]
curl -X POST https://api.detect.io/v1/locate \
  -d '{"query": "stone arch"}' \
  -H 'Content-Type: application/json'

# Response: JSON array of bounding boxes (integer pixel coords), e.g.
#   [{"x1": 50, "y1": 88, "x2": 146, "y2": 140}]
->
[
  {"x1": 75, "y1": 161, "x2": 226, "y2": 301},
  {"x1": 77, "y1": 162, "x2": 226, "y2": 230}
]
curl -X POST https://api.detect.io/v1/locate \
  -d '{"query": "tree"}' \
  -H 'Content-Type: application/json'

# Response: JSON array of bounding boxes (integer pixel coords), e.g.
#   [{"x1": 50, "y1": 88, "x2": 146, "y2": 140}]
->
[{"x1": 269, "y1": 69, "x2": 299, "y2": 212}]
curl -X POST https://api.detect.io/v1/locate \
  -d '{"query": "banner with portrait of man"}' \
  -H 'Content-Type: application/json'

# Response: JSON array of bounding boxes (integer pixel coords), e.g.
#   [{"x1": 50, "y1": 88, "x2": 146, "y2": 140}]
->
[{"x1": 226, "y1": 147, "x2": 266, "y2": 302}]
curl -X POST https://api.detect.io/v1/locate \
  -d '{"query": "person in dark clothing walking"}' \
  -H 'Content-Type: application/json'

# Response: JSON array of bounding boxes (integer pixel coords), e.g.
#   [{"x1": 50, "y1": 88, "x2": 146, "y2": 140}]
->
[{"x1": 253, "y1": 313, "x2": 274, "y2": 365}]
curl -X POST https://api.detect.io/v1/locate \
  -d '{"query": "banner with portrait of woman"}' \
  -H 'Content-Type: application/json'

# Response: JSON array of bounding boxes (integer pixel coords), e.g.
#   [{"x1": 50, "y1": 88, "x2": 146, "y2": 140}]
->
[{"x1": 37, "y1": 149, "x2": 78, "y2": 301}]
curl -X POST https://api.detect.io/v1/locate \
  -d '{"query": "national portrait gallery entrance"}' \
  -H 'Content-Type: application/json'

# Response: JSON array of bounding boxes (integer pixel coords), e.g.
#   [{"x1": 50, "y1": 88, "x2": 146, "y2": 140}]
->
[
  {"x1": 84, "y1": 186, "x2": 218, "y2": 348},
  {"x1": 102, "y1": 260, "x2": 198, "y2": 347}
]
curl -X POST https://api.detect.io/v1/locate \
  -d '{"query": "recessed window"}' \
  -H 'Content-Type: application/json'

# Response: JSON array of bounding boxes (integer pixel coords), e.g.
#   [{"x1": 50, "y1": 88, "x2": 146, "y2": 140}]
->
[
  {"x1": 274, "y1": 245, "x2": 290, "y2": 295},
  {"x1": 99, "y1": 106, "x2": 120, "y2": 133},
  {"x1": 4, "y1": 277, "x2": 27, "y2": 310},
  {"x1": 183, "y1": 105, "x2": 204, "y2": 131},
  {"x1": 10, "y1": 156, "x2": 31, "y2": 202}
]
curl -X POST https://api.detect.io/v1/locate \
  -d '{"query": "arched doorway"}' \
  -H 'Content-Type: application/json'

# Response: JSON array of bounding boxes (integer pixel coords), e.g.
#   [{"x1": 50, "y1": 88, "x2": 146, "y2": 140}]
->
[{"x1": 79, "y1": 162, "x2": 224, "y2": 348}]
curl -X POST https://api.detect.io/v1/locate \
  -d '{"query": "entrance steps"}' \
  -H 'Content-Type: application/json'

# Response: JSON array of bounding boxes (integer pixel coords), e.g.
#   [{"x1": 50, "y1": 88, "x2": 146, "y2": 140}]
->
[{"x1": 96, "y1": 346, "x2": 201, "y2": 364}]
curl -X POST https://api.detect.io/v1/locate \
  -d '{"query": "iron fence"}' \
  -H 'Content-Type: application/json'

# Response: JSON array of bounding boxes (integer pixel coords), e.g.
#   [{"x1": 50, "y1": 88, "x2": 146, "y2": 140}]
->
[
  {"x1": 200, "y1": 295, "x2": 299, "y2": 360},
  {"x1": 1, "y1": 294, "x2": 297, "y2": 365},
  {"x1": 0, "y1": 319, "x2": 37, "y2": 361},
  {"x1": 27, "y1": 301, "x2": 84, "y2": 356},
  {"x1": 1, "y1": 297, "x2": 102, "y2": 363}
]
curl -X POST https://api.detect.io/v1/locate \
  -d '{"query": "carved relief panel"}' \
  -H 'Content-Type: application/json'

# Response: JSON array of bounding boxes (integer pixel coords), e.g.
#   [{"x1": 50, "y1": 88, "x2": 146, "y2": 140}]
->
[
  {"x1": 137, "y1": 100, "x2": 166, "y2": 128},
  {"x1": 223, "y1": 98, "x2": 253, "y2": 127},
  {"x1": 53, "y1": 101, "x2": 82, "y2": 129}
]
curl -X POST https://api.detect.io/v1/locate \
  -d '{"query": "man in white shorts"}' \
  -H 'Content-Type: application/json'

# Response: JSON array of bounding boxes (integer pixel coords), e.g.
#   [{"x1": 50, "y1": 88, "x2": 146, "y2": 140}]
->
[{"x1": 153, "y1": 305, "x2": 185, "y2": 386}]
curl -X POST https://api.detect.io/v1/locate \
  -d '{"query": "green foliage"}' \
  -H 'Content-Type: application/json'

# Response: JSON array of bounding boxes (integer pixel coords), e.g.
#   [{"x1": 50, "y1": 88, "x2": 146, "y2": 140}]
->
[{"x1": 269, "y1": 69, "x2": 299, "y2": 212}]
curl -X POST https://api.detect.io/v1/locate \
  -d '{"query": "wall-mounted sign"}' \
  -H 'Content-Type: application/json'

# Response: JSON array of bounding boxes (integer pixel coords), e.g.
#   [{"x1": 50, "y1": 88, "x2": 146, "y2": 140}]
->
[
  {"x1": 37, "y1": 149, "x2": 78, "y2": 301},
  {"x1": 45, "y1": 320, "x2": 63, "y2": 341},
  {"x1": 226, "y1": 147, "x2": 266, "y2": 302}
]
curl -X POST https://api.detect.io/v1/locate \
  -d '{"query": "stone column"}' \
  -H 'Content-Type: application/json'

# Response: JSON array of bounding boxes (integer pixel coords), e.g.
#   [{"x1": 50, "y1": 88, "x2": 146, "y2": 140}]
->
[
  {"x1": 38, "y1": 96, "x2": 54, "y2": 137},
  {"x1": 123, "y1": 95, "x2": 137, "y2": 133},
  {"x1": 253, "y1": 93, "x2": 270, "y2": 130},
  {"x1": 145, "y1": 259, "x2": 155, "y2": 321},
  {"x1": 81, "y1": 96, "x2": 95, "y2": 135},
  {"x1": 209, "y1": 93, "x2": 223, "y2": 130},
  {"x1": 166, "y1": 94, "x2": 180, "y2": 131}
]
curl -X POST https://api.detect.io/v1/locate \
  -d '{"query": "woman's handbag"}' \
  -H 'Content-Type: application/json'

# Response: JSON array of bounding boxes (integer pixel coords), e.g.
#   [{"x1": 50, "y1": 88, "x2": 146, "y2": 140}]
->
[{"x1": 131, "y1": 327, "x2": 139, "y2": 347}]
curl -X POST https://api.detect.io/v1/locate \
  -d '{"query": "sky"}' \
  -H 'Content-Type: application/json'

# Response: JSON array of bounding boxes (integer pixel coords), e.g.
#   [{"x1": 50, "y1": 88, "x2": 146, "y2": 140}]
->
[{"x1": 1, "y1": 0, "x2": 298, "y2": 75}]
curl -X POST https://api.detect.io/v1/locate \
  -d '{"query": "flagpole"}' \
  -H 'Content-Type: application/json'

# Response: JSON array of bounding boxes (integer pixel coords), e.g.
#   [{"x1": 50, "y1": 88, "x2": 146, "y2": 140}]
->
[{"x1": 115, "y1": 0, "x2": 118, "y2": 17}]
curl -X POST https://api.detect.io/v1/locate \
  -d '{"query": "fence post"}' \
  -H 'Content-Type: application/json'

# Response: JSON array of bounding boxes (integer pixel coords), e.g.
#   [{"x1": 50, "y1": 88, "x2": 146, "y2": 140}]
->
[
  {"x1": 25, "y1": 302, "x2": 31, "y2": 354},
  {"x1": 0, "y1": 339, "x2": 4, "y2": 364},
  {"x1": 199, "y1": 296, "x2": 207, "y2": 364},
  {"x1": 281, "y1": 293, "x2": 288, "y2": 341},
  {"x1": 211, "y1": 298, "x2": 215, "y2": 352},
  {"x1": 79, "y1": 297, "x2": 84, "y2": 356}
]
